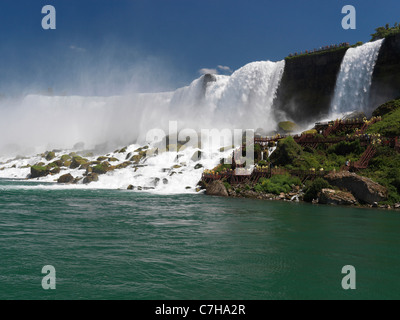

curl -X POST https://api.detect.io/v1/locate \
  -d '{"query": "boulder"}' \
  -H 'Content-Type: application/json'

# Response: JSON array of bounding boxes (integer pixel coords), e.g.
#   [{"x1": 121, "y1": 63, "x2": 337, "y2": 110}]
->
[
  {"x1": 45, "y1": 151, "x2": 56, "y2": 161},
  {"x1": 73, "y1": 177, "x2": 82, "y2": 184},
  {"x1": 69, "y1": 156, "x2": 88, "y2": 169},
  {"x1": 79, "y1": 163, "x2": 90, "y2": 170},
  {"x1": 51, "y1": 160, "x2": 63, "y2": 167},
  {"x1": 325, "y1": 171, "x2": 387, "y2": 204},
  {"x1": 63, "y1": 160, "x2": 72, "y2": 167},
  {"x1": 57, "y1": 173, "x2": 74, "y2": 184},
  {"x1": 194, "y1": 163, "x2": 203, "y2": 170},
  {"x1": 92, "y1": 162, "x2": 110, "y2": 175},
  {"x1": 115, "y1": 161, "x2": 131, "y2": 170},
  {"x1": 50, "y1": 167, "x2": 61, "y2": 175},
  {"x1": 30, "y1": 165, "x2": 50, "y2": 178},
  {"x1": 60, "y1": 154, "x2": 72, "y2": 163},
  {"x1": 83, "y1": 173, "x2": 99, "y2": 184},
  {"x1": 205, "y1": 180, "x2": 229, "y2": 197},
  {"x1": 127, "y1": 185, "x2": 134, "y2": 190},
  {"x1": 318, "y1": 189, "x2": 357, "y2": 206},
  {"x1": 130, "y1": 154, "x2": 145, "y2": 164},
  {"x1": 343, "y1": 111, "x2": 366, "y2": 121},
  {"x1": 278, "y1": 121, "x2": 300, "y2": 133}
]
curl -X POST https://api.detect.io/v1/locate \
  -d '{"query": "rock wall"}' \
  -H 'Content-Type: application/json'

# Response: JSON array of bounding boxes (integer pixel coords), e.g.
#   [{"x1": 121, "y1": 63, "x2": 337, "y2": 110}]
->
[
  {"x1": 274, "y1": 47, "x2": 348, "y2": 124},
  {"x1": 273, "y1": 34, "x2": 400, "y2": 124},
  {"x1": 369, "y1": 33, "x2": 400, "y2": 111}
]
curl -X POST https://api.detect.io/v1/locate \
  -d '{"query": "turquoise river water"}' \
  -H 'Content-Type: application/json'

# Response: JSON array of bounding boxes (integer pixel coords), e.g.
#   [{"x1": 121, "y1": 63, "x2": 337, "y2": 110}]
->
[{"x1": 0, "y1": 178, "x2": 399, "y2": 300}]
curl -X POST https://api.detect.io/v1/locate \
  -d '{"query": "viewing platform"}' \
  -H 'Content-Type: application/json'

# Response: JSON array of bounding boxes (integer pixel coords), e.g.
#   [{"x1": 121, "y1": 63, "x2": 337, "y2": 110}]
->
[{"x1": 287, "y1": 42, "x2": 350, "y2": 58}]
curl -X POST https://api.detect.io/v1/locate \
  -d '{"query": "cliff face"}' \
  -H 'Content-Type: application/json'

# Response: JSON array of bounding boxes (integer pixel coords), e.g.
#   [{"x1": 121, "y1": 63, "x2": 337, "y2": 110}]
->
[
  {"x1": 369, "y1": 33, "x2": 400, "y2": 111},
  {"x1": 274, "y1": 47, "x2": 348, "y2": 125},
  {"x1": 273, "y1": 34, "x2": 400, "y2": 124}
]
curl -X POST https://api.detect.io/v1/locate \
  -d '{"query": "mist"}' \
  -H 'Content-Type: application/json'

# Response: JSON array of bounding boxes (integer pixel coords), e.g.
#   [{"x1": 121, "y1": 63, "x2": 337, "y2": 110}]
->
[{"x1": 0, "y1": 45, "x2": 287, "y2": 157}]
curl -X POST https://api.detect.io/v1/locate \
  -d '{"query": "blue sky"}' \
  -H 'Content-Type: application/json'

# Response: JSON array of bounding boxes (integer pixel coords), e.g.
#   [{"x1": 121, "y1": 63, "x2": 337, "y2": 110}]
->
[{"x1": 0, "y1": 0, "x2": 399, "y2": 95}]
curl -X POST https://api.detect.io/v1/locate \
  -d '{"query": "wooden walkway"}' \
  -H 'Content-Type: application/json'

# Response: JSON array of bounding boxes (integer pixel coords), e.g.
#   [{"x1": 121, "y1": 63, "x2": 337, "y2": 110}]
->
[{"x1": 202, "y1": 168, "x2": 330, "y2": 185}]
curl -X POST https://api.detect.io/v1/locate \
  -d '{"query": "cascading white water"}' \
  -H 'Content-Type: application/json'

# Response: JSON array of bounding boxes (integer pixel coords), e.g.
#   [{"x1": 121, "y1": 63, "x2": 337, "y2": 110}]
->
[
  {"x1": 207, "y1": 60, "x2": 286, "y2": 129},
  {"x1": 330, "y1": 39, "x2": 384, "y2": 115},
  {"x1": 168, "y1": 60, "x2": 285, "y2": 131},
  {"x1": 0, "y1": 59, "x2": 286, "y2": 193}
]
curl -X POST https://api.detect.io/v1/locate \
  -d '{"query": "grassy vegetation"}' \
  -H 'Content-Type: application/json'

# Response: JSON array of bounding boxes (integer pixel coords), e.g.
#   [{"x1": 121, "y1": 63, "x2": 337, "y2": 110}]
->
[
  {"x1": 371, "y1": 23, "x2": 400, "y2": 41},
  {"x1": 270, "y1": 138, "x2": 364, "y2": 172},
  {"x1": 372, "y1": 99, "x2": 400, "y2": 117},
  {"x1": 285, "y1": 45, "x2": 348, "y2": 60},
  {"x1": 359, "y1": 146, "x2": 400, "y2": 204},
  {"x1": 270, "y1": 136, "x2": 303, "y2": 166},
  {"x1": 209, "y1": 96, "x2": 400, "y2": 205},
  {"x1": 367, "y1": 101, "x2": 400, "y2": 137},
  {"x1": 254, "y1": 174, "x2": 301, "y2": 195},
  {"x1": 213, "y1": 163, "x2": 232, "y2": 173}
]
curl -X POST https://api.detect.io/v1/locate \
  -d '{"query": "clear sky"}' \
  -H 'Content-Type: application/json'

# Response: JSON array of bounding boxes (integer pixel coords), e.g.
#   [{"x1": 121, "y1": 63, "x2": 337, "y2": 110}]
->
[{"x1": 0, "y1": 0, "x2": 399, "y2": 95}]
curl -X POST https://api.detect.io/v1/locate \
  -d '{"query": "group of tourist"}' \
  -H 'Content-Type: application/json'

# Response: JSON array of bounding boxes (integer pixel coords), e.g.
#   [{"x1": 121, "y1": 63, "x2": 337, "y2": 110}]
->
[{"x1": 288, "y1": 42, "x2": 350, "y2": 57}]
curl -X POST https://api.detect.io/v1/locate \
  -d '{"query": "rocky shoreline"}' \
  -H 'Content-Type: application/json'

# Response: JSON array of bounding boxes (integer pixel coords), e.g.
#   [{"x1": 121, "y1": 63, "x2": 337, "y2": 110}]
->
[{"x1": 203, "y1": 173, "x2": 400, "y2": 211}]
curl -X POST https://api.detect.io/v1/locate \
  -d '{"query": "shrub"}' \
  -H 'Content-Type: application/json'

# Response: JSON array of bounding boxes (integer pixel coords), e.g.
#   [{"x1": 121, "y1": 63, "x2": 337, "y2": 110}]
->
[
  {"x1": 223, "y1": 182, "x2": 231, "y2": 191},
  {"x1": 371, "y1": 24, "x2": 400, "y2": 41},
  {"x1": 213, "y1": 164, "x2": 232, "y2": 173},
  {"x1": 368, "y1": 106, "x2": 400, "y2": 137},
  {"x1": 372, "y1": 99, "x2": 400, "y2": 117},
  {"x1": 327, "y1": 140, "x2": 363, "y2": 156},
  {"x1": 270, "y1": 136, "x2": 303, "y2": 166},
  {"x1": 257, "y1": 160, "x2": 268, "y2": 167},
  {"x1": 255, "y1": 174, "x2": 301, "y2": 195},
  {"x1": 303, "y1": 178, "x2": 331, "y2": 202}
]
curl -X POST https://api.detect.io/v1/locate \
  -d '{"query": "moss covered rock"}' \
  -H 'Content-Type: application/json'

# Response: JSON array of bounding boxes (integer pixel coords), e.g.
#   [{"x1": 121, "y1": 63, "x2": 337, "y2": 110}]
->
[
  {"x1": 50, "y1": 160, "x2": 63, "y2": 167},
  {"x1": 50, "y1": 167, "x2": 61, "y2": 175},
  {"x1": 45, "y1": 151, "x2": 56, "y2": 161},
  {"x1": 130, "y1": 154, "x2": 145, "y2": 164},
  {"x1": 83, "y1": 173, "x2": 99, "y2": 184},
  {"x1": 115, "y1": 161, "x2": 131, "y2": 170},
  {"x1": 30, "y1": 165, "x2": 50, "y2": 178},
  {"x1": 60, "y1": 155, "x2": 72, "y2": 164},
  {"x1": 57, "y1": 173, "x2": 74, "y2": 184},
  {"x1": 278, "y1": 121, "x2": 300, "y2": 133},
  {"x1": 92, "y1": 162, "x2": 111, "y2": 175},
  {"x1": 69, "y1": 156, "x2": 88, "y2": 169}
]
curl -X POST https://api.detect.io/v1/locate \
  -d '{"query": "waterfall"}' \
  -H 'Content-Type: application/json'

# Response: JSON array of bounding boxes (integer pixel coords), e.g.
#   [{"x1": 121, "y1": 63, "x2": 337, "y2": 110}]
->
[
  {"x1": 330, "y1": 39, "x2": 384, "y2": 115},
  {"x1": 0, "y1": 59, "x2": 286, "y2": 193}
]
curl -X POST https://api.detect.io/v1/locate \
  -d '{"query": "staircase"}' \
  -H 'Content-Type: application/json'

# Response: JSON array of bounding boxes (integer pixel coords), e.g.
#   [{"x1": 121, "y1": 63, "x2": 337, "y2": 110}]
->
[
  {"x1": 323, "y1": 120, "x2": 340, "y2": 137},
  {"x1": 354, "y1": 145, "x2": 376, "y2": 169}
]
